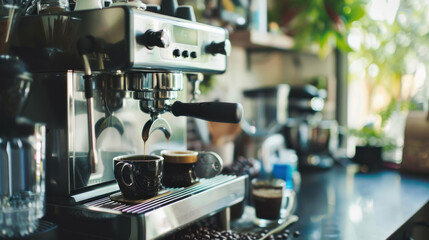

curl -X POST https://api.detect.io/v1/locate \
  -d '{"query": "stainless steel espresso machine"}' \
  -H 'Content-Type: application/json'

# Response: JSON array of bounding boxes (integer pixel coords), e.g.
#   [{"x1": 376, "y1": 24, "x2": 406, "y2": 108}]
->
[{"x1": 8, "y1": 2, "x2": 245, "y2": 239}]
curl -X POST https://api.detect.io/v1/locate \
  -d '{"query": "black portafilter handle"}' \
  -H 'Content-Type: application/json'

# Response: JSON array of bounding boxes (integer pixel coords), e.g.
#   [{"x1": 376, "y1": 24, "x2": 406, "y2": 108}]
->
[{"x1": 171, "y1": 101, "x2": 243, "y2": 123}]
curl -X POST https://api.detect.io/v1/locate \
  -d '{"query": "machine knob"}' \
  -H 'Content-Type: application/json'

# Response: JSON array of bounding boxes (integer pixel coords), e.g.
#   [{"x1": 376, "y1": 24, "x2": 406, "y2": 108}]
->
[
  {"x1": 146, "y1": 4, "x2": 160, "y2": 13},
  {"x1": 175, "y1": 5, "x2": 196, "y2": 21},
  {"x1": 160, "y1": 0, "x2": 178, "y2": 17},
  {"x1": 205, "y1": 40, "x2": 231, "y2": 56},
  {"x1": 136, "y1": 29, "x2": 170, "y2": 49}
]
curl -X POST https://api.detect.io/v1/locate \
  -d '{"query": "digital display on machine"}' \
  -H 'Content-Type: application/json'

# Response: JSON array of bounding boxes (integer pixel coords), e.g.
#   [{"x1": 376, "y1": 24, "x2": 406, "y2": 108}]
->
[{"x1": 173, "y1": 26, "x2": 198, "y2": 46}]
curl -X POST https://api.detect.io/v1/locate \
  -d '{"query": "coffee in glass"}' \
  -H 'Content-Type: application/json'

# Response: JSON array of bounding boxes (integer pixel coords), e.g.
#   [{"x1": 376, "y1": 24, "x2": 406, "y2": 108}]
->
[{"x1": 252, "y1": 178, "x2": 295, "y2": 227}]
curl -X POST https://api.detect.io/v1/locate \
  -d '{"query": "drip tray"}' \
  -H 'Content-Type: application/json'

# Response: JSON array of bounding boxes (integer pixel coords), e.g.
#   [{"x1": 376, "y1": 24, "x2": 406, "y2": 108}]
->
[
  {"x1": 109, "y1": 189, "x2": 173, "y2": 205},
  {"x1": 77, "y1": 175, "x2": 246, "y2": 240}
]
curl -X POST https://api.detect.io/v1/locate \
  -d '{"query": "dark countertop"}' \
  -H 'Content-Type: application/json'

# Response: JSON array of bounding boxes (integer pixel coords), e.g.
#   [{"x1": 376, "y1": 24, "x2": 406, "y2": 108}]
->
[
  {"x1": 291, "y1": 165, "x2": 429, "y2": 239},
  {"x1": 233, "y1": 164, "x2": 429, "y2": 240}
]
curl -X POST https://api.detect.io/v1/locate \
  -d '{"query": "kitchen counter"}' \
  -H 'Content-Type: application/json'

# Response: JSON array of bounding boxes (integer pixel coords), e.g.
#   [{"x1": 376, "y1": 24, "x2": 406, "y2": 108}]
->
[
  {"x1": 233, "y1": 164, "x2": 429, "y2": 240},
  {"x1": 50, "y1": 164, "x2": 429, "y2": 240}
]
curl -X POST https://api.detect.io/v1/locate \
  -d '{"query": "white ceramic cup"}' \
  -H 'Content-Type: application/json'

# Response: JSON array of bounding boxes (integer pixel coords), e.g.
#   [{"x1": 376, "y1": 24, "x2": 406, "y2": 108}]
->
[{"x1": 74, "y1": 0, "x2": 105, "y2": 10}]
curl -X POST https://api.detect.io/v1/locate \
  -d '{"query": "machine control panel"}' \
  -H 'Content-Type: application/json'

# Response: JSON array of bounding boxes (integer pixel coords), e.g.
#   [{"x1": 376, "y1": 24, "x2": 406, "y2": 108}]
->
[
  {"x1": 9, "y1": 6, "x2": 229, "y2": 73},
  {"x1": 132, "y1": 9, "x2": 229, "y2": 73}
]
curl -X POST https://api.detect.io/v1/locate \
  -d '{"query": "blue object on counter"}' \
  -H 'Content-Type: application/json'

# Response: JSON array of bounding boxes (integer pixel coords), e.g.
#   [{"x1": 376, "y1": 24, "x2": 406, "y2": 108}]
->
[{"x1": 272, "y1": 163, "x2": 294, "y2": 189}]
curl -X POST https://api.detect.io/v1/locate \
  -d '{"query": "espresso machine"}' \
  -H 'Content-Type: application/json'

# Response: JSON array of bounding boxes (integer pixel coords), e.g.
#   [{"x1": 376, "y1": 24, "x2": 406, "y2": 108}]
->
[
  {"x1": 281, "y1": 85, "x2": 338, "y2": 169},
  {"x1": 8, "y1": 1, "x2": 245, "y2": 239},
  {"x1": 237, "y1": 85, "x2": 290, "y2": 175}
]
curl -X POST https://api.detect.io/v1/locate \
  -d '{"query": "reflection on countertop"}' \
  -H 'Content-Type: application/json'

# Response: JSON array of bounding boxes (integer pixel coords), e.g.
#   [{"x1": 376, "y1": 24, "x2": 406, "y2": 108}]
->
[{"x1": 234, "y1": 164, "x2": 429, "y2": 240}]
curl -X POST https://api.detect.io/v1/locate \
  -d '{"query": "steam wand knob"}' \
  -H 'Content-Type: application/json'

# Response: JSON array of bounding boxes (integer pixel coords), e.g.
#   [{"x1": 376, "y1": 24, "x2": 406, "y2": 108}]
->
[
  {"x1": 205, "y1": 40, "x2": 232, "y2": 56},
  {"x1": 136, "y1": 29, "x2": 171, "y2": 50}
]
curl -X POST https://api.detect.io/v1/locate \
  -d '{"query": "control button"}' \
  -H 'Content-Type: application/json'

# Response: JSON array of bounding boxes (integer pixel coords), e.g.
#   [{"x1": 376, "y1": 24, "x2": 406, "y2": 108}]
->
[
  {"x1": 173, "y1": 49, "x2": 181, "y2": 57},
  {"x1": 190, "y1": 51, "x2": 197, "y2": 58},
  {"x1": 182, "y1": 50, "x2": 189, "y2": 58}
]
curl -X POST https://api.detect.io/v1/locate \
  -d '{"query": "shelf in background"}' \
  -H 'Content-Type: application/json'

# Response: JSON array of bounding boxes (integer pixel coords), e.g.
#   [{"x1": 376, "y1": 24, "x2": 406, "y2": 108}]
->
[{"x1": 229, "y1": 30, "x2": 295, "y2": 50}]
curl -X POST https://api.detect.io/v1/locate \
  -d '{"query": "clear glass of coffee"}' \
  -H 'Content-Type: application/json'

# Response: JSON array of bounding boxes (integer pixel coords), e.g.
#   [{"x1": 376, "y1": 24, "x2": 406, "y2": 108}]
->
[{"x1": 252, "y1": 178, "x2": 295, "y2": 227}]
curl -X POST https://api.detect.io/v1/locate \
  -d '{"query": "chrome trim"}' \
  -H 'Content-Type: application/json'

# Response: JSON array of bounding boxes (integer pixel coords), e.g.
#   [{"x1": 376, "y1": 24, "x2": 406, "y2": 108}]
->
[
  {"x1": 129, "y1": 72, "x2": 183, "y2": 92},
  {"x1": 157, "y1": 73, "x2": 183, "y2": 91},
  {"x1": 71, "y1": 183, "x2": 119, "y2": 203}
]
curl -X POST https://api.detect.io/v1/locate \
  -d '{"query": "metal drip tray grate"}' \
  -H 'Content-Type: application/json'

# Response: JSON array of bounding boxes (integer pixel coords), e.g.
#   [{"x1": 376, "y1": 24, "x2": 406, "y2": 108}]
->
[
  {"x1": 81, "y1": 175, "x2": 246, "y2": 239},
  {"x1": 49, "y1": 175, "x2": 247, "y2": 240},
  {"x1": 85, "y1": 175, "x2": 239, "y2": 214}
]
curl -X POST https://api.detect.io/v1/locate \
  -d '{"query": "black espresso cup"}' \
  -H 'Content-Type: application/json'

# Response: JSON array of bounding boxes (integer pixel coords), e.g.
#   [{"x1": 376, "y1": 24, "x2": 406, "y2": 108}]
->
[
  {"x1": 161, "y1": 150, "x2": 223, "y2": 188},
  {"x1": 113, "y1": 154, "x2": 163, "y2": 199}
]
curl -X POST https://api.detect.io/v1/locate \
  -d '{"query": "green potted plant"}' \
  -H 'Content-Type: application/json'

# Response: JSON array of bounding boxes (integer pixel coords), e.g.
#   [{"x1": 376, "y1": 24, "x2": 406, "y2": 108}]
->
[
  {"x1": 350, "y1": 98, "x2": 415, "y2": 171},
  {"x1": 267, "y1": 0, "x2": 367, "y2": 58},
  {"x1": 349, "y1": 123, "x2": 394, "y2": 171},
  {"x1": 347, "y1": 0, "x2": 428, "y2": 169}
]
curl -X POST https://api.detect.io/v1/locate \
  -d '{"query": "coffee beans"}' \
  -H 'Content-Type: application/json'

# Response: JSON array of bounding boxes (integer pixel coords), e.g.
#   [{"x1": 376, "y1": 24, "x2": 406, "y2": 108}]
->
[
  {"x1": 222, "y1": 157, "x2": 260, "y2": 178},
  {"x1": 160, "y1": 215, "x2": 299, "y2": 240},
  {"x1": 163, "y1": 226, "x2": 297, "y2": 239},
  {"x1": 177, "y1": 228, "x2": 261, "y2": 240},
  {"x1": 293, "y1": 231, "x2": 300, "y2": 238}
]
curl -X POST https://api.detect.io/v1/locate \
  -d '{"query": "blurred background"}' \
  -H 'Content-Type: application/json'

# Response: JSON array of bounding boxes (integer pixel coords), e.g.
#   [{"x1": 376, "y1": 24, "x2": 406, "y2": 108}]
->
[{"x1": 168, "y1": 0, "x2": 429, "y2": 173}]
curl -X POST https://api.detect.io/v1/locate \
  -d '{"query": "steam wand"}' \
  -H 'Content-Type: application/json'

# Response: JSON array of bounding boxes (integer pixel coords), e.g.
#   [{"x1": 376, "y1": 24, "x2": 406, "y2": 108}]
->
[{"x1": 77, "y1": 36, "x2": 102, "y2": 173}]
